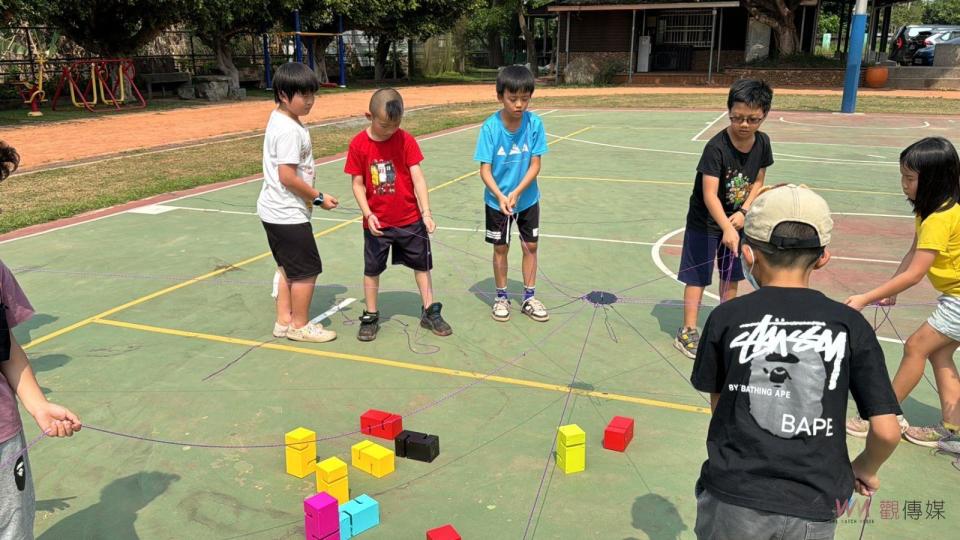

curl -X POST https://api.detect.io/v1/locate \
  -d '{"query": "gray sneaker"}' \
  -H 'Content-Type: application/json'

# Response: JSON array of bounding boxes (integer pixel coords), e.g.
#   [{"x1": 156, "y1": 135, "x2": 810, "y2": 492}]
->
[
  {"x1": 674, "y1": 327, "x2": 699, "y2": 359},
  {"x1": 937, "y1": 433, "x2": 960, "y2": 455},
  {"x1": 904, "y1": 423, "x2": 955, "y2": 448}
]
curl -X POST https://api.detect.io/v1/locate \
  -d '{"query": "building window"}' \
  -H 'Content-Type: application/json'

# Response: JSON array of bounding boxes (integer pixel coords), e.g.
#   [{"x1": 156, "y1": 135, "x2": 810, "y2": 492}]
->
[{"x1": 657, "y1": 10, "x2": 714, "y2": 47}]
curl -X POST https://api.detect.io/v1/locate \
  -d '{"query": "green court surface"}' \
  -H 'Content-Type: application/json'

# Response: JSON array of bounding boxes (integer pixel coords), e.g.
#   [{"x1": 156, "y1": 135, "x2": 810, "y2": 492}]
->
[{"x1": 8, "y1": 109, "x2": 960, "y2": 539}]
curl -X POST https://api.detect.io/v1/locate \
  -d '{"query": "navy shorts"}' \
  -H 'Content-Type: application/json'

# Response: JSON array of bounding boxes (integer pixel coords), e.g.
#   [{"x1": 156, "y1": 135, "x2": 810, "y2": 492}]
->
[
  {"x1": 364, "y1": 220, "x2": 433, "y2": 276},
  {"x1": 677, "y1": 227, "x2": 744, "y2": 287}
]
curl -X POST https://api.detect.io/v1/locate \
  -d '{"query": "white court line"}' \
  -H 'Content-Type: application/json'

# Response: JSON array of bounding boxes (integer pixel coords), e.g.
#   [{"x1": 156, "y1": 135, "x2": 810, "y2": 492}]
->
[
  {"x1": 778, "y1": 117, "x2": 930, "y2": 130},
  {"x1": 166, "y1": 205, "x2": 675, "y2": 246},
  {"x1": 691, "y1": 111, "x2": 727, "y2": 142},
  {"x1": 0, "y1": 119, "x2": 484, "y2": 246},
  {"x1": 650, "y1": 227, "x2": 905, "y2": 345},
  {"x1": 310, "y1": 298, "x2": 357, "y2": 324},
  {"x1": 545, "y1": 133, "x2": 899, "y2": 166},
  {"x1": 833, "y1": 212, "x2": 912, "y2": 219},
  {"x1": 773, "y1": 151, "x2": 896, "y2": 165}
]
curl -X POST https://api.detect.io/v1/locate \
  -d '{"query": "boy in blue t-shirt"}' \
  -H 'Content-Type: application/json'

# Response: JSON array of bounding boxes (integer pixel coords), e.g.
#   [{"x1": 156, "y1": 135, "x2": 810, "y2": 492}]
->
[{"x1": 473, "y1": 66, "x2": 549, "y2": 323}]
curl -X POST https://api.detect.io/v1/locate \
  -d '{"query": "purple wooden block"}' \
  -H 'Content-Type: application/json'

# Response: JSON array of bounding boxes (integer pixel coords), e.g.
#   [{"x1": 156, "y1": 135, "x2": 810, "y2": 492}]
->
[{"x1": 304, "y1": 492, "x2": 339, "y2": 539}]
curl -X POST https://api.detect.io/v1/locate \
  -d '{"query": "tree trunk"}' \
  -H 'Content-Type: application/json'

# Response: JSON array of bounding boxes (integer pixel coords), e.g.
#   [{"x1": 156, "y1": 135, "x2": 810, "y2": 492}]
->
[
  {"x1": 374, "y1": 37, "x2": 392, "y2": 81},
  {"x1": 775, "y1": 22, "x2": 800, "y2": 56},
  {"x1": 487, "y1": 31, "x2": 504, "y2": 66},
  {"x1": 313, "y1": 36, "x2": 334, "y2": 84},
  {"x1": 212, "y1": 37, "x2": 239, "y2": 90},
  {"x1": 518, "y1": 7, "x2": 536, "y2": 68}
]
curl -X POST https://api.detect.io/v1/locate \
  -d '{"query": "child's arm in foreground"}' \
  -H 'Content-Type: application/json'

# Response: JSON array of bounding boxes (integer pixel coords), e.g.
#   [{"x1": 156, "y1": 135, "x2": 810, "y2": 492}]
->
[
  {"x1": 279, "y1": 164, "x2": 338, "y2": 209},
  {"x1": 702, "y1": 175, "x2": 740, "y2": 254},
  {"x1": 0, "y1": 333, "x2": 81, "y2": 437},
  {"x1": 410, "y1": 164, "x2": 435, "y2": 233},
  {"x1": 851, "y1": 414, "x2": 901, "y2": 495},
  {"x1": 351, "y1": 174, "x2": 382, "y2": 236},
  {"x1": 505, "y1": 156, "x2": 542, "y2": 211},
  {"x1": 846, "y1": 235, "x2": 928, "y2": 310}
]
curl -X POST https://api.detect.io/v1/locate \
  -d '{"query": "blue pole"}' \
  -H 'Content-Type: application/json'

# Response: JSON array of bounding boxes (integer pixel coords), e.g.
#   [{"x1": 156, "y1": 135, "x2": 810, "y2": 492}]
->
[
  {"x1": 262, "y1": 33, "x2": 272, "y2": 89},
  {"x1": 307, "y1": 38, "x2": 315, "y2": 70},
  {"x1": 294, "y1": 9, "x2": 303, "y2": 63},
  {"x1": 337, "y1": 15, "x2": 347, "y2": 87},
  {"x1": 840, "y1": 0, "x2": 868, "y2": 113}
]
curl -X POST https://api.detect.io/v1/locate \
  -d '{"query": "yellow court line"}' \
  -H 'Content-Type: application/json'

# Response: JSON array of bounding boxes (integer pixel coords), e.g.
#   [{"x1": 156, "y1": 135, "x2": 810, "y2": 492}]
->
[
  {"x1": 22, "y1": 125, "x2": 596, "y2": 351},
  {"x1": 538, "y1": 175, "x2": 903, "y2": 197},
  {"x1": 92, "y1": 318, "x2": 710, "y2": 415}
]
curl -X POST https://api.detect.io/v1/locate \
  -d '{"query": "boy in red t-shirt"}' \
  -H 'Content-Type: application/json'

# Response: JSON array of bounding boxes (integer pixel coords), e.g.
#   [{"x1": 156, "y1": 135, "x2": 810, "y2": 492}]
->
[{"x1": 346, "y1": 88, "x2": 452, "y2": 341}]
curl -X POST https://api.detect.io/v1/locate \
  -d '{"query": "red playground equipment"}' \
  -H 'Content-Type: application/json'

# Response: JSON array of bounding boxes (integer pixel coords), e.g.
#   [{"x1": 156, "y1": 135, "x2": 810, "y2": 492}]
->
[{"x1": 51, "y1": 58, "x2": 146, "y2": 112}]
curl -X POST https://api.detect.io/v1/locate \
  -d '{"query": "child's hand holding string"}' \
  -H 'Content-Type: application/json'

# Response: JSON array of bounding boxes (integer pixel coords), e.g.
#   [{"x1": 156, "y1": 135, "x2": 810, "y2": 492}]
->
[
  {"x1": 33, "y1": 402, "x2": 82, "y2": 437},
  {"x1": 366, "y1": 213, "x2": 384, "y2": 236}
]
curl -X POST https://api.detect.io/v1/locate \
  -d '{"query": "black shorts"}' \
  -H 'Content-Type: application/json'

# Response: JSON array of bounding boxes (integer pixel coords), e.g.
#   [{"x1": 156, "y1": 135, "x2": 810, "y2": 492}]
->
[
  {"x1": 364, "y1": 220, "x2": 433, "y2": 276},
  {"x1": 485, "y1": 203, "x2": 540, "y2": 245},
  {"x1": 262, "y1": 221, "x2": 323, "y2": 281}
]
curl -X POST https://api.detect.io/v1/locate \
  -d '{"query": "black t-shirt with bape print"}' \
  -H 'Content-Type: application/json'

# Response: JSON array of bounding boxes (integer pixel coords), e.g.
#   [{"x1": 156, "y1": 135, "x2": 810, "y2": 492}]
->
[
  {"x1": 686, "y1": 129, "x2": 774, "y2": 235},
  {"x1": 690, "y1": 287, "x2": 901, "y2": 521}
]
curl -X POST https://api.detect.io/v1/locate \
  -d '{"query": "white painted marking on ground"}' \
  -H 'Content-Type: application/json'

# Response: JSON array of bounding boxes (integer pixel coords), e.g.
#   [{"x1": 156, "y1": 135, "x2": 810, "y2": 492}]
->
[
  {"x1": 691, "y1": 111, "x2": 727, "y2": 141},
  {"x1": 778, "y1": 117, "x2": 930, "y2": 130},
  {"x1": 310, "y1": 298, "x2": 357, "y2": 324},
  {"x1": 126, "y1": 204, "x2": 178, "y2": 215}
]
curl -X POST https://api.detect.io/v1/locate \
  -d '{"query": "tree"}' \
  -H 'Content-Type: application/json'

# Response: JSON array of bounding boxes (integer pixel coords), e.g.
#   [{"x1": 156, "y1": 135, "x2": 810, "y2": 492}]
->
[
  {"x1": 890, "y1": 2, "x2": 925, "y2": 32},
  {"x1": 742, "y1": 0, "x2": 803, "y2": 56},
  {"x1": 187, "y1": 0, "x2": 298, "y2": 90},
  {"x1": 31, "y1": 0, "x2": 188, "y2": 57},
  {"x1": 924, "y1": 0, "x2": 960, "y2": 25},
  {"x1": 300, "y1": 0, "x2": 342, "y2": 83},
  {"x1": 342, "y1": 0, "x2": 473, "y2": 81},
  {"x1": 467, "y1": 0, "x2": 510, "y2": 66}
]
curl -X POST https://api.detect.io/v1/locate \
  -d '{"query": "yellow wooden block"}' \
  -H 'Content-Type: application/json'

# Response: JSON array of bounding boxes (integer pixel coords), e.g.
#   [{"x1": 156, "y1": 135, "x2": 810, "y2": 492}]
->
[
  {"x1": 557, "y1": 424, "x2": 585, "y2": 448},
  {"x1": 317, "y1": 474, "x2": 350, "y2": 504},
  {"x1": 316, "y1": 456, "x2": 348, "y2": 483},
  {"x1": 361, "y1": 443, "x2": 395, "y2": 478},
  {"x1": 285, "y1": 427, "x2": 316, "y2": 451},
  {"x1": 557, "y1": 446, "x2": 585, "y2": 474},
  {"x1": 285, "y1": 447, "x2": 315, "y2": 478},
  {"x1": 351, "y1": 440, "x2": 374, "y2": 472}
]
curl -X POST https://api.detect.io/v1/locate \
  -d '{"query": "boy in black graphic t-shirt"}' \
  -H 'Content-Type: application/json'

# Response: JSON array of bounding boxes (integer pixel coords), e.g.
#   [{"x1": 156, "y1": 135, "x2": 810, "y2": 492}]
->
[
  {"x1": 675, "y1": 80, "x2": 775, "y2": 359},
  {"x1": 690, "y1": 185, "x2": 902, "y2": 539}
]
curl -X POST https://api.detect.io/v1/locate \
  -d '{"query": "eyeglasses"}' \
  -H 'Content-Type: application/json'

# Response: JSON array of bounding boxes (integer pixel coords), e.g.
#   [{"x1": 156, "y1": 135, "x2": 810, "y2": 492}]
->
[{"x1": 729, "y1": 115, "x2": 765, "y2": 125}]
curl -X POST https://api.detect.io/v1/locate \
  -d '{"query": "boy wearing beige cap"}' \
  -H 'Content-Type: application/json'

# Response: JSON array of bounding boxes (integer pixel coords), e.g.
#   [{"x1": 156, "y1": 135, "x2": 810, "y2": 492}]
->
[{"x1": 690, "y1": 185, "x2": 902, "y2": 539}]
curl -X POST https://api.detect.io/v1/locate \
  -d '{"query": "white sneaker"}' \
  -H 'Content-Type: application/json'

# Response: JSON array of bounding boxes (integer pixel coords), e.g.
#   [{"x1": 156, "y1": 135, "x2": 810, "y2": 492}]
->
[
  {"x1": 273, "y1": 322, "x2": 289, "y2": 338},
  {"x1": 491, "y1": 297, "x2": 511, "y2": 322},
  {"x1": 286, "y1": 323, "x2": 336, "y2": 343},
  {"x1": 521, "y1": 297, "x2": 549, "y2": 322}
]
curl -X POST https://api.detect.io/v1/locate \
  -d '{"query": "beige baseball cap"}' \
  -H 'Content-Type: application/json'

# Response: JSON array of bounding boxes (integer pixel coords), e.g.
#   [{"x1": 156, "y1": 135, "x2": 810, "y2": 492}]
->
[{"x1": 744, "y1": 184, "x2": 833, "y2": 248}]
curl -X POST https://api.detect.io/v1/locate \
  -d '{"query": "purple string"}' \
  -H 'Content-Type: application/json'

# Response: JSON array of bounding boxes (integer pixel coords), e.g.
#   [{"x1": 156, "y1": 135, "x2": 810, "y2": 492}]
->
[
  {"x1": 55, "y1": 303, "x2": 590, "y2": 454},
  {"x1": 0, "y1": 431, "x2": 48, "y2": 471},
  {"x1": 522, "y1": 306, "x2": 598, "y2": 539}
]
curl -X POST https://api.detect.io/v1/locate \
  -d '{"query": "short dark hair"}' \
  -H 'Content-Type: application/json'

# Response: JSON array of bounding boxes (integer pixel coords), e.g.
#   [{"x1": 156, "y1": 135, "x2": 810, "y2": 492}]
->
[
  {"x1": 0, "y1": 141, "x2": 19, "y2": 182},
  {"x1": 496, "y1": 65, "x2": 535, "y2": 96},
  {"x1": 900, "y1": 137, "x2": 960, "y2": 221},
  {"x1": 272, "y1": 62, "x2": 319, "y2": 104},
  {"x1": 727, "y1": 79, "x2": 773, "y2": 114},
  {"x1": 370, "y1": 88, "x2": 404, "y2": 121},
  {"x1": 745, "y1": 222, "x2": 823, "y2": 269}
]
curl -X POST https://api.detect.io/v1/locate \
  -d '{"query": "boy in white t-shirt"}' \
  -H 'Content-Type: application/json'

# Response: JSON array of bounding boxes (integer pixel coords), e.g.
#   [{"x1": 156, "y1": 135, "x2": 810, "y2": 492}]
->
[{"x1": 257, "y1": 62, "x2": 340, "y2": 343}]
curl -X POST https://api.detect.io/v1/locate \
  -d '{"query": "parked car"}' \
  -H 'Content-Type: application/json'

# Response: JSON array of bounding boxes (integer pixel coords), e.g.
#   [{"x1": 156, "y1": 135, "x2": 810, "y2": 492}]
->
[
  {"x1": 913, "y1": 36, "x2": 960, "y2": 66},
  {"x1": 889, "y1": 25, "x2": 960, "y2": 64}
]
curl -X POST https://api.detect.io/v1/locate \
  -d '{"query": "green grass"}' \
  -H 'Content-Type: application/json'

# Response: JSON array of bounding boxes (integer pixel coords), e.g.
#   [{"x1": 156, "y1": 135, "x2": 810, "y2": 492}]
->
[{"x1": 3, "y1": 92, "x2": 960, "y2": 234}]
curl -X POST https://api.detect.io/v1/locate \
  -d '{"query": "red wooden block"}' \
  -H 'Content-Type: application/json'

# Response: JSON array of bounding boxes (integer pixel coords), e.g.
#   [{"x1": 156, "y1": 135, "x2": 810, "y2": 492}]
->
[
  {"x1": 360, "y1": 409, "x2": 404, "y2": 440},
  {"x1": 426, "y1": 524, "x2": 461, "y2": 540},
  {"x1": 603, "y1": 416, "x2": 634, "y2": 452}
]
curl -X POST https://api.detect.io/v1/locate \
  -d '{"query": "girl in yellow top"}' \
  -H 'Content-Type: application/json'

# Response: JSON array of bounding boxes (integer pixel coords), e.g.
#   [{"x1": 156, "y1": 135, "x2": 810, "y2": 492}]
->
[{"x1": 845, "y1": 137, "x2": 960, "y2": 452}]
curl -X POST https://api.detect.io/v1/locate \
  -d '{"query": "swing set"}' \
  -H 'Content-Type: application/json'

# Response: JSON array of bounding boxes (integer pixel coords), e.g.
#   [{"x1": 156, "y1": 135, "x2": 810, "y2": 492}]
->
[
  {"x1": 261, "y1": 10, "x2": 348, "y2": 89},
  {"x1": 50, "y1": 58, "x2": 146, "y2": 112}
]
